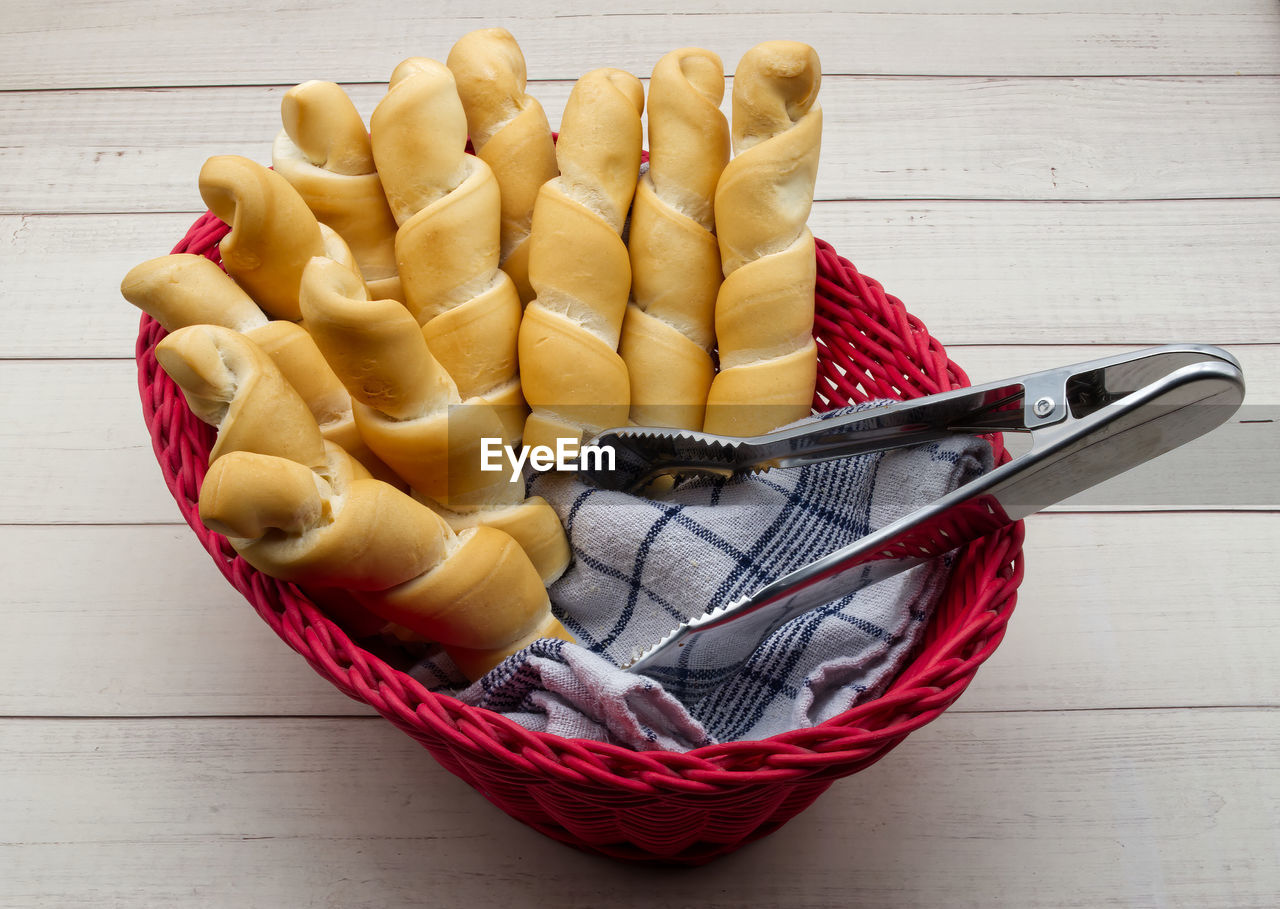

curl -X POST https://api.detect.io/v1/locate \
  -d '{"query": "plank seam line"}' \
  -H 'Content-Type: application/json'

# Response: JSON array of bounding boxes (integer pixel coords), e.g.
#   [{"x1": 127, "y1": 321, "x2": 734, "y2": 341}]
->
[
  {"x1": 0, "y1": 705, "x2": 1275, "y2": 721},
  {"x1": 10, "y1": 197, "x2": 1280, "y2": 219},
  {"x1": 4, "y1": 72, "x2": 1280, "y2": 94},
  {"x1": 11, "y1": 197, "x2": 1280, "y2": 221}
]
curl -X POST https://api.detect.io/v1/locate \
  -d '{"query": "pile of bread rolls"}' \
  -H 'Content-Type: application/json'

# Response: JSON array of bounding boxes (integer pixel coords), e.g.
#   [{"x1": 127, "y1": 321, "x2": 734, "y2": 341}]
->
[{"x1": 123, "y1": 30, "x2": 823, "y2": 682}]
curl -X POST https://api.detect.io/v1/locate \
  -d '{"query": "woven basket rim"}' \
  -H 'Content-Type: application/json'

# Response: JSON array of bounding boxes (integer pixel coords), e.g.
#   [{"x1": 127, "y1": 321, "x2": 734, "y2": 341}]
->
[{"x1": 136, "y1": 210, "x2": 1024, "y2": 792}]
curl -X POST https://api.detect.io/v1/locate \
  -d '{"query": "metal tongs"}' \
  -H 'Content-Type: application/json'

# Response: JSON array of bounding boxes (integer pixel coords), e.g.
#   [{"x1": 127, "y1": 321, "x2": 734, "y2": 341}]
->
[{"x1": 576, "y1": 344, "x2": 1245, "y2": 697}]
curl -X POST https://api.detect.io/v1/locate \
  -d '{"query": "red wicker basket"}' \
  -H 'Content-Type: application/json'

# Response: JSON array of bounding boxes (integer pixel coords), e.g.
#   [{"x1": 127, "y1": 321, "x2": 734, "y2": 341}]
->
[{"x1": 136, "y1": 211, "x2": 1025, "y2": 865}]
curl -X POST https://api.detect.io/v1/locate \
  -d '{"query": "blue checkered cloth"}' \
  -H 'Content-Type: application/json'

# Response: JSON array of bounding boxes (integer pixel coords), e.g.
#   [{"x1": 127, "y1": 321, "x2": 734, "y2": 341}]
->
[{"x1": 410, "y1": 406, "x2": 993, "y2": 751}]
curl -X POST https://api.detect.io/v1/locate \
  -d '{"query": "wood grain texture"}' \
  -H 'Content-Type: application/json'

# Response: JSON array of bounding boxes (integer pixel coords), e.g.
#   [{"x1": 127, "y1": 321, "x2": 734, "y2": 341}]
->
[
  {"x1": 3, "y1": 514, "x2": 1277, "y2": 718},
  {"x1": 5, "y1": 2, "x2": 1279, "y2": 902},
  {"x1": 9, "y1": 199, "x2": 1280, "y2": 359},
  {"x1": 1, "y1": 524, "x2": 363, "y2": 717},
  {"x1": 1, "y1": 710, "x2": 1276, "y2": 907},
  {"x1": 3, "y1": 0, "x2": 1279, "y2": 88},
  {"x1": 0, "y1": 359, "x2": 183, "y2": 526},
  {"x1": 4, "y1": 77, "x2": 1280, "y2": 214}
]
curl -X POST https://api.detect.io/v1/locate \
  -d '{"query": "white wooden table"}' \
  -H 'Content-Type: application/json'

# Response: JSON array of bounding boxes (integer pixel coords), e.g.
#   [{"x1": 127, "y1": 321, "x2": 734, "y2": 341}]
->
[{"x1": 3, "y1": 3, "x2": 1278, "y2": 906}]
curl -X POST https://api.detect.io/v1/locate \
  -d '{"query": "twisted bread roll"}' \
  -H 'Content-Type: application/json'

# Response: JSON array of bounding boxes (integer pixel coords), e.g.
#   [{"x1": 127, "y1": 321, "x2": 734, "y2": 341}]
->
[
  {"x1": 447, "y1": 28, "x2": 558, "y2": 305},
  {"x1": 703, "y1": 42, "x2": 822, "y2": 437},
  {"x1": 300, "y1": 256, "x2": 570, "y2": 583},
  {"x1": 518, "y1": 67, "x2": 644, "y2": 449},
  {"x1": 370, "y1": 57, "x2": 525, "y2": 439},
  {"x1": 122, "y1": 253, "x2": 267, "y2": 334},
  {"x1": 315, "y1": 222, "x2": 362, "y2": 277},
  {"x1": 620, "y1": 48, "x2": 728, "y2": 429},
  {"x1": 272, "y1": 80, "x2": 403, "y2": 302},
  {"x1": 121, "y1": 253, "x2": 399, "y2": 485},
  {"x1": 198, "y1": 155, "x2": 327, "y2": 322},
  {"x1": 158, "y1": 325, "x2": 417, "y2": 639},
  {"x1": 200, "y1": 450, "x2": 573, "y2": 680},
  {"x1": 153, "y1": 323, "x2": 369, "y2": 483}
]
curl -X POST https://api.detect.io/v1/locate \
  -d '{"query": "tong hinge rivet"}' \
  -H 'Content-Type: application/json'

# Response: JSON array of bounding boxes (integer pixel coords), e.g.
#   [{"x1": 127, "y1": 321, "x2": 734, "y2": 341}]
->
[{"x1": 1032, "y1": 396, "x2": 1056, "y2": 417}]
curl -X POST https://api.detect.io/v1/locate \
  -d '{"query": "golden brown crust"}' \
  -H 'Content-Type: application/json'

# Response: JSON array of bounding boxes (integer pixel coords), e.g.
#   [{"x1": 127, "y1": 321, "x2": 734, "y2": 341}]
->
[
  {"x1": 645, "y1": 48, "x2": 728, "y2": 231},
  {"x1": 349, "y1": 398, "x2": 513, "y2": 510},
  {"x1": 299, "y1": 256, "x2": 454, "y2": 422},
  {"x1": 200, "y1": 451, "x2": 451, "y2": 590},
  {"x1": 447, "y1": 28, "x2": 558, "y2": 304},
  {"x1": 499, "y1": 237, "x2": 536, "y2": 306},
  {"x1": 198, "y1": 155, "x2": 325, "y2": 322},
  {"x1": 370, "y1": 58, "x2": 525, "y2": 415},
  {"x1": 120, "y1": 254, "x2": 268, "y2": 334},
  {"x1": 622, "y1": 48, "x2": 728, "y2": 429},
  {"x1": 299, "y1": 256, "x2": 565, "y2": 581},
  {"x1": 436, "y1": 495, "x2": 571, "y2": 586},
  {"x1": 712, "y1": 232, "x2": 817, "y2": 367},
  {"x1": 519, "y1": 68, "x2": 643, "y2": 447},
  {"x1": 553, "y1": 68, "x2": 645, "y2": 233},
  {"x1": 198, "y1": 450, "x2": 570, "y2": 679},
  {"x1": 518, "y1": 301, "x2": 630, "y2": 446},
  {"x1": 619, "y1": 303, "x2": 717, "y2": 430},
  {"x1": 703, "y1": 41, "x2": 822, "y2": 436},
  {"x1": 241, "y1": 320, "x2": 350, "y2": 432},
  {"x1": 444, "y1": 29, "x2": 531, "y2": 150},
  {"x1": 154, "y1": 324, "x2": 328, "y2": 470},
  {"x1": 370, "y1": 58, "x2": 470, "y2": 227},
  {"x1": 279, "y1": 80, "x2": 375, "y2": 177},
  {"x1": 392, "y1": 163, "x2": 498, "y2": 325},
  {"x1": 368, "y1": 526, "x2": 548, "y2": 651},
  {"x1": 316, "y1": 223, "x2": 361, "y2": 279},
  {"x1": 273, "y1": 83, "x2": 403, "y2": 301},
  {"x1": 198, "y1": 449, "x2": 326, "y2": 541},
  {"x1": 120, "y1": 253, "x2": 396, "y2": 482},
  {"x1": 418, "y1": 272, "x2": 522, "y2": 406},
  {"x1": 244, "y1": 319, "x2": 402, "y2": 485},
  {"x1": 360, "y1": 58, "x2": 568, "y2": 579}
]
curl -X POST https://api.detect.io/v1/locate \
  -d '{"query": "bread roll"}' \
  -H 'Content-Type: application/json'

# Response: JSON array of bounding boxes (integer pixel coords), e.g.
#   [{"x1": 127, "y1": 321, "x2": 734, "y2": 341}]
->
[
  {"x1": 299, "y1": 256, "x2": 570, "y2": 583},
  {"x1": 272, "y1": 80, "x2": 403, "y2": 302},
  {"x1": 370, "y1": 57, "x2": 525, "y2": 440},
  {"x1": 200, "y1": 450, "x2": 573, "y2": 680},
  {"x1": 315, "y1": 222, "x2": 362, "y2": 277},
  {"x1": 198, "y1": 155, "x2": 327, "y2": 322},
  {"x1": 447, "y1": 28, "x2": 558, "y2": 305},
  {"x1": 620, "y1": 48, "x2": 728, "y2": 429},
  {"x1": 243, "y1": 319, "x2": 400, "y2": 485},
  {"x1": 121, "y1": 253, "x2": 268, "y2": 334},
  {"x1": 122, "y1": 253, "x2": 399, "y2": 485},
  {"x1": 518, "y1": 67, "x2": 644, "y2": 449},
  {"x1": 703, "y1": 42, "x2": 822, "y2": 436},
  {"x1": 153, "y1": 323, "x2": 370, "y2": 485}
]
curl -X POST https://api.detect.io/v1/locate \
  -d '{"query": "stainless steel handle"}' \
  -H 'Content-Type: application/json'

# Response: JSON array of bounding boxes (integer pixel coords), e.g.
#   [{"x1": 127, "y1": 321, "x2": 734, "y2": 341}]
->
[{"x1": 623, "y1": 345, "x2": 1245, "y2": 700}]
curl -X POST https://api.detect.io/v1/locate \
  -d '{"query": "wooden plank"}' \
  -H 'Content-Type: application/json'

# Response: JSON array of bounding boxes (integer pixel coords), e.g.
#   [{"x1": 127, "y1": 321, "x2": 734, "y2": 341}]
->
[
  {"x1": 0, "y1": 359, "x2": 186, "y2": 526},
  {"x1": 958, "y1": 512, "x2": 1280, "y2": 712},
  {"x1": 9, "y1": 199, "x2": 1280, "y2": 360},
  {"x1": 3, "y1": 1, "x2": 1279, "y2": 88},
  {"x1": 4, "y1": 77, "x2": 1280, "y2": 214},
  {"x1": 5, "y1": 8, "x2": 1276, "y2": 906},
  {"x1": 3, "y1": 514, "x2": 1277, "y2": 717},
  {"x1": 1, "y1": 710, "x2": 1276, "y2": 906},
  {"x1": 4, "y1": 212, "x2": 199, "y2": 360},
  {"x1": 0, "y1": 524, "x2": 366, "y2": 718},
  {"x1": 1, "y1": 351, "x2": 1273, "y2": 525},
  {"x1": 808, "y1": 199, "x2": 1280, "y2": 346}
]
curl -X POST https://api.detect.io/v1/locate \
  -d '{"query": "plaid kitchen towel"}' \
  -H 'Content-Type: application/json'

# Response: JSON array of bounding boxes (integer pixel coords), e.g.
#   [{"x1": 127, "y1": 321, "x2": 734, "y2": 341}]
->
[{"x1": 411, "y1": 406, "x2": 993, "y2": 750}]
